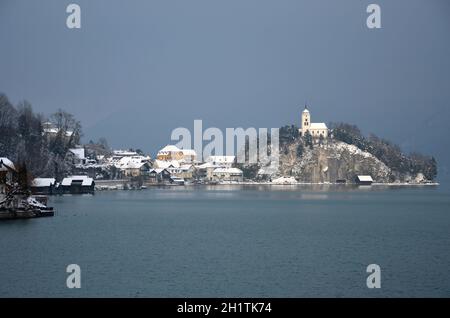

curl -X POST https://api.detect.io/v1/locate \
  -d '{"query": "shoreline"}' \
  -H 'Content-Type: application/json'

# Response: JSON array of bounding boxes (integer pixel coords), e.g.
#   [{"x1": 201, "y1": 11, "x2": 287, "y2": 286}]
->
[{"x1": 93, "y1": 180, "x2": 440, "y2": 191}]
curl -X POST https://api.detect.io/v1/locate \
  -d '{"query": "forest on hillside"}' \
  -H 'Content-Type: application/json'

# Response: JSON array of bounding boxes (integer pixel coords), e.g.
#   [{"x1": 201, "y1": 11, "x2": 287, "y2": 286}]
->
[{"x1": 0, "y1": 93, "x2": 83, "y2": 180}]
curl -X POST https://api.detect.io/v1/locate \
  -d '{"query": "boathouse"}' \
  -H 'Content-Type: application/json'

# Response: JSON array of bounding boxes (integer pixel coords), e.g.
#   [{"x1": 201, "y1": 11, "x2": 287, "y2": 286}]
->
[
  {"x1": 31, "y1": 178, "x2": 56, "y2": 195},
  {"x1": 60, "y1": 175, "x2": 95, "y2": 194},
  {"x1": 355, "y1": 175, "x2": 373, "y2": 185}
]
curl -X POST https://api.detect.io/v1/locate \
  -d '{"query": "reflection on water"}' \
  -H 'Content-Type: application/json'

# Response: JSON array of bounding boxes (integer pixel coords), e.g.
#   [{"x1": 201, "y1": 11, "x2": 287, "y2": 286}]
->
[{"x1": 0, "y1": 183, "x2": 448, "y2": 297}]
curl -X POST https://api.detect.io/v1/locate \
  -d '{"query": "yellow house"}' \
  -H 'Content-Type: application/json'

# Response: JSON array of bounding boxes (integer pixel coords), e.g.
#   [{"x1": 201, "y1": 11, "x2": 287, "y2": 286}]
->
[{"x1": 156, "y1": 145, "x2": 184, "y2": 161}]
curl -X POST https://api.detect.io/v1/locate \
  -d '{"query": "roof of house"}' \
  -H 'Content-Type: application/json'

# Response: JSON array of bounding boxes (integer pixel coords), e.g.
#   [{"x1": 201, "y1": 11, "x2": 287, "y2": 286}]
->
[
  {"x1": 113, "y1": 150, "x2": 138, "y2": 156},
  {"x1": 167, "y1": 164, "x2": 194, "y2": 172},
  {"x1": 43, "y1": 127, "x2": 74, "y2": 137},
  {"x1": 125, "y1": 161, "x2": 149, "y2": 169},
  {"x1": 196, "y1": 162, "x2": 221, "y2": 169},
  {"x1": 205, "y1": 155, "x2": 236, "y2": 163},
  {"x1": 149, "y1": 168, "x2": 168, "y2": 174},
  {"x1": 69, "y1": 148, "x2": 85, "y2": 160},
  {"x1": 31, "y1": 178, "x2": 56, "y2": 187},
  {"x1": 154, "y1": 159, "x2": 180, "y2": 169},
  {"x1": 0, "y1": 157, "x2": 16, "y2": 172},
  {"x1": 61, "y1": 175, "x2": 94, "y2": 186},
  {"x1": 181, "y1": 149, "x2": 197, "y2": 156},
  {"x1": 158, "y1": 145, "x2": 182, "y2": 153},
  {"x1": 114, "y1": 156, "x2": 150, "y2": 169},
  {"x1": 213, "y1": 167, "x2": 243, "y2": 174},
  {"x1": 309, "y1": 123, "x2": 328, "y2": 130},
  {"x1": 356, "y1": 175, "x2": 373, "y2": 182}
]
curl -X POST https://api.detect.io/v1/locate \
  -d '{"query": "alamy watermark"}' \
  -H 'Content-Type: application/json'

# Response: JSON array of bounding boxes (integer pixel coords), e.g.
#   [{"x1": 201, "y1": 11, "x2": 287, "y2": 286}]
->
[
  {"x1": 171, "y1": 120, "x2": 279, "y2": 171},
  {"x1": 66, "y1": 4, "x2": 81, "y2": 29},
  {"x1": 366, "y1": 264, "x2": 381, "y2": 289},
  {"x1": 65, "y1": 3, "x2": 382, "y2": 30},
  {"x1": 367, "y1": 4, "x2": 381, "y2": 29},
  {"x1": 66, "y1": 264, "x2": 81, "y2": 289}
]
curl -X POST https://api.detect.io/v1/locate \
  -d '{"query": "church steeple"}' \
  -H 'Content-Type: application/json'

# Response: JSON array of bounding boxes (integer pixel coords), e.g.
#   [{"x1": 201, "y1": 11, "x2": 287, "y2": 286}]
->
[
  {"x1": 301, "y1": 104, "x2": 310, "y2": 135},
  {"x1": 302, "y1": 103, "x2": 310, "y2": 113}
]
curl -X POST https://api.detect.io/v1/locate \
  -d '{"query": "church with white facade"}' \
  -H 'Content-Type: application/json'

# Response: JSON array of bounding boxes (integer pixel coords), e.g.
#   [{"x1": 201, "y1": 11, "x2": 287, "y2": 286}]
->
[{"x1": 299, "y1": 105, "x2": 328, "y2": 139}]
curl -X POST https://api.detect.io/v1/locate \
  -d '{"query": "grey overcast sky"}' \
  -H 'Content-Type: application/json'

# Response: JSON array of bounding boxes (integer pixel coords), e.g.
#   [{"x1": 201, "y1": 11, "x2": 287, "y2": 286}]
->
[{"x1": 1, "y1": 0, "x2": 450, "y2": 178}]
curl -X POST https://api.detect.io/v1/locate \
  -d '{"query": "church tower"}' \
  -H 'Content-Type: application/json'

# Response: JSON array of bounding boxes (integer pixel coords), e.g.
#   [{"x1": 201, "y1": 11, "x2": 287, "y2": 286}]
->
[{"x1": 301, "y1": 105, "x2": 310, "y2": 136}]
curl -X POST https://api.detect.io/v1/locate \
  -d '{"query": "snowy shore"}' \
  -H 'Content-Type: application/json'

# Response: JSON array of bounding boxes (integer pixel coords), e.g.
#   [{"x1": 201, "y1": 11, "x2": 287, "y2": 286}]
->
[{"x1": 94, "y1": 180, "x2": 439, "y2": 191}]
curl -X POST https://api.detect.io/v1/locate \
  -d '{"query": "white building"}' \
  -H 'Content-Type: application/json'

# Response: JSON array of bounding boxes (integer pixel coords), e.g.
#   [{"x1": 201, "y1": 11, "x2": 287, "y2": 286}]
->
[
  {"x1": 205, "y1": 155, "x2": 236, "y2": 167},
  {"x1": 42, "y1": 122, "x2": 74, "y2": 137},
  {"x1": 299, "y1": 105, "x2": 328, "y2": 139},
  {"x1": 180, "y1": 149, "x2": 197, "y2": 163},
  {"x1": 69, "y1": 148, "x2": 86, "y2": 165},
  {"x1": 167, "y1": 164, "x2": 196, "y2": 180},
  {"x1": 153, "y1": 159, "x2": 180, "y2": 169},
  {"x1": 212, "y1": 167, "x2": 243, "y2": 183},
  {"x1": 113, "y1": 150, "x2": 138, "y2": 157},
  {"x1": 113, "y1": 155, "x2": 151, "y2": 177}
]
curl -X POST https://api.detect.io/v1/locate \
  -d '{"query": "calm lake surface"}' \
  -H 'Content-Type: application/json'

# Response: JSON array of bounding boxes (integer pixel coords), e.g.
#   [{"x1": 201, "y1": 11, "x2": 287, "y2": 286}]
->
[{"x1": 1, "y1": 184, "x2": 450, "y2": 297}]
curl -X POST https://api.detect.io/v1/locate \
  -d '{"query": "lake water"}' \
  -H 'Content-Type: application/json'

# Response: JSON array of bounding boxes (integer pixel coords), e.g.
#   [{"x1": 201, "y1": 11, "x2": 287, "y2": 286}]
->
[{"x1": 1, "y1": 184, "x2": 450, "y2": 297}]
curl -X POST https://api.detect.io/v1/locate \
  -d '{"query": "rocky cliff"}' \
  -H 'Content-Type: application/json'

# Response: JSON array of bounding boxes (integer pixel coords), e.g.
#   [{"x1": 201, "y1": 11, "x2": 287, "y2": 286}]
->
[
  {"x1": 277, "y1": 140, "x2": 391, "y2": 183},
  {"x1": 249, "y1": 138, "x2": 432, "y2": 183}
]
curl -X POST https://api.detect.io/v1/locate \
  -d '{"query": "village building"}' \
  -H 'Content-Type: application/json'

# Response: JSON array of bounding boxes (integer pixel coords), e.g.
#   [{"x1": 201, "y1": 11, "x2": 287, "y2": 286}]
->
[
  {"x1": 42, "y1": 121, "x2": 74, "y2": 138},
  {"x1": 60, "y1": 176, "x2": 95, "y2": 194},
  {"x1": 148, "y1": 168, "x2": 171, "y2": 184},
  {"x1": 156, "y1": 145, "x2": 184, "y2": 161},
  {"x1": 153, "y1": 159, "x2": 180, "y2": 169},
  {"x1": 113, "y1": 155, "x2": 151, "y2": 178},
  {"x1": 211, "y1": 167, "x2": 244, "y2": 183},
  {"x1": 180, "y1": 149, "x2": 197, "y2": 163},
  {"x1": 121, "y1": 161, "x2": 152, "y2": 178},
  {"x1": 68, "y1": 148, "x2": 87, "y2": 165},
  {"x1": 156, "y1": 145, "x2": 197, "y2": 163},
  {"x1": 31, "y1": 178, "x2": 56, "y2": 195},
  {"x1": 299, "y1": 105, "x2": 328, "y2": 139},
  {"x1": 107, "y1": 150, "x2": 142, "y2": 167},
  {"x1": 169, "y1": 176, "x2": 185, "y2": 185},
  {"x1": 112, "y1": 149, "x2": 139, "y2": 157},
  {"x1": 196, "y1": 161, "x2": 222, "y2": 181},
  {"x1": 0, "y1": 157, "x2": 16, "y2": 197},
  {"x1": 167, "y1": 164, "x2": 196, "y2": 180},
  {"x1": 205, "y1": 155, "x2": 236, "y2": 167}
]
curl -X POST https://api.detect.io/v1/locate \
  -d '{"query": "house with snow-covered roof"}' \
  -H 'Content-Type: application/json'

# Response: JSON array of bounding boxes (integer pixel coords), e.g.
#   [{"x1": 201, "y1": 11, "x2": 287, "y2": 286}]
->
[
  {"x1": 31, "y1": 178, "x2": 56, "y2": 195},
  {"x1": 167, "y1": 164, "x2": 196, "y2": 180},
  {"x1": 205, "y1": 155, "x2": 236, "y2": 167},
  {"x1": 156, "y1": 145, "x2": 184, "y2": 161},
  {"x1": 113, "y1": 155, "x2": 151, "y2": 177},
  {"x1": 180, "y1": 149, "x2": 197, "y2": 163},
  {"x1": 68, "y1": 148, "x2": 86, "y2": 165},
  {"x1": 42, "y1": 122, "x2": 74, "y2": 138},
  {"x1": 148, "y1": 168, "x2": 171, "y2": 184},
  {"x1": 60, "y1": 175, "x2": 95, "y2": 194},
  {"x1": 0, "y1": 157, "x2": 17, "y2": 196},
  {"x1": 211, "y1": 167, "x2": 243, "y2": 183}
]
